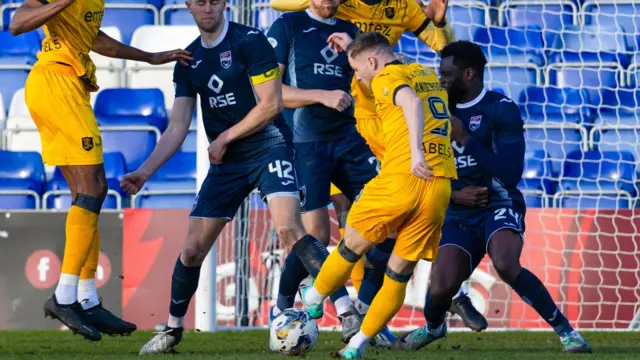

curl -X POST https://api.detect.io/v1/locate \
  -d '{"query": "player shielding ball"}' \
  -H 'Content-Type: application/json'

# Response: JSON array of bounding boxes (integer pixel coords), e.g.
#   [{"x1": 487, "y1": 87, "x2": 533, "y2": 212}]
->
[
  {"x1": 120, "y1": 0, "x2": 337, "y2": 354},
  {"x1": 393, "y1": 41, "x2": 592, "y2": 354},
  {"x1": 299, "y1": 32, "x2": 457, "y2": 359},
  {"x1": 10, "y1": 0, "x2": 190, "y2": 341},
  {"x1": 265, "y1": 0, "x2": 379, "y2": 344}
]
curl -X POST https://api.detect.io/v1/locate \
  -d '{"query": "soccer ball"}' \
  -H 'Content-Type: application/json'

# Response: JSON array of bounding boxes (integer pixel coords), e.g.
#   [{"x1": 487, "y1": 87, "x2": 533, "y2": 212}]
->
[{"x1": 269, "y1": 308, "x2": 319, "y2": 356}]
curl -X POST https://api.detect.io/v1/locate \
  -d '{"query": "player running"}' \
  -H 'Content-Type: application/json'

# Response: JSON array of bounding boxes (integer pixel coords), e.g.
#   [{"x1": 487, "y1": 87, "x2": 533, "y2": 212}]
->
[
  {"x1": 393, "y1": 41, "x2": 592, "y2": 354},
  {"x1": 122, "y1": 0, "x2": 337, "y2": 354},
  {"x1": 265, "y1": 0, "x2": 393, "y2": 345},
  {"x1": 299, "y1": 31, "x2": 457, "y2": 359},
  {"x1": 10, "y1": 0, "x2": 190, "y2": 341}
]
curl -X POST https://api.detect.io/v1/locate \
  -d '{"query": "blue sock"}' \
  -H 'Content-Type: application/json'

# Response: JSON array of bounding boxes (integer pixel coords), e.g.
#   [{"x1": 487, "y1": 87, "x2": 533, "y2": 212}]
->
[
  {"x1": 169, "y1": 256, "x2": 201, "y2": 319},
  {"x1": 511, "y1": 268, "x2": 573, "y2": 337},
  {"x1": 423, "y1": 290, "x2": 448, "y2": 330},
  {"x1": 277, "y1": 251, "x2": 309, "y2": 311},
  {"x1": 357, "y1": 266, "x2": 384, "y2": 306}
]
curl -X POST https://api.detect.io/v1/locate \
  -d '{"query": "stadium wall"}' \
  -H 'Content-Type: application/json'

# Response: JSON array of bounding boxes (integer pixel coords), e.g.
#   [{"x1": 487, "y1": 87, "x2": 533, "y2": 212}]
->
[{"x1": 2, "y1": 209, "x2": 640, "y2": 331}]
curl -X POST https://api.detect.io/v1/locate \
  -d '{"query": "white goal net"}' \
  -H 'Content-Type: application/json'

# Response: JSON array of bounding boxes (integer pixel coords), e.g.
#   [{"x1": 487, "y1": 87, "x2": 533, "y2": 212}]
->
[{"x1": 199, "y1": 0, "x2": 640, "y2": 332}]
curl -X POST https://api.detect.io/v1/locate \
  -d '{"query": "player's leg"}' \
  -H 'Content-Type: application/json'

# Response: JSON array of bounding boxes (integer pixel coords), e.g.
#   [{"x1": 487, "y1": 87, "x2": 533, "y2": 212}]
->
[
  {"x1": 487, "y1": 218, "x2": 591, "y2": 353},
  {"x1": 330, "y1": 190, "x2": 364, "y2": 293},
  {"x1": 140, "y1": 164, "x2": 251, "y2": 354}
]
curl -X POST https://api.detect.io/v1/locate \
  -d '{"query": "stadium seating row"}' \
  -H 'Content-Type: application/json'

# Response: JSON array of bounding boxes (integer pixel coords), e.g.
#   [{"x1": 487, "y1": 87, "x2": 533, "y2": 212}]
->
[
  {"x1": 0, "y1": 147, "x2": 635, "y2": 210},
  {"x1": 0, "y1": 150, "x2": 196, "y2": 210},
  {"x1": 2, "y1": 1, "x2": 639, "y2": 45},
  {"x1": 2, "y1": 23, "x2": 640, "y2": 113}
]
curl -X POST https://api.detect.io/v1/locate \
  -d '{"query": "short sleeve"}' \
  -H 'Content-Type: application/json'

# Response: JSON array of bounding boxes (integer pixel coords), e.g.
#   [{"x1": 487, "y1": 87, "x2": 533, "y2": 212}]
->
[
  {"x1": 240, "y1": 30, "x2": 282, "y2": 85},
  {"x1": 371, "y1": 67, "x2": 410, "y2": 106},
  {"x1": 266, "y1": 17, "x2": 291, "y2": 66},
  {"x1": 172, "y1": 62, "x2": 196, "y2": 98},
  {"x1": 405, "y1": 0, "x2": 431, "y2": 36}
]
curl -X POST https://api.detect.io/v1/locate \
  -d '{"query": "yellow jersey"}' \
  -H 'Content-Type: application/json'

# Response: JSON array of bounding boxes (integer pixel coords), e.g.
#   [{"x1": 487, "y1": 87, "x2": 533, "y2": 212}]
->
[
  {"x1": 270, "y1": 0, "x2": 455, "y2": 118},
  {"x1": 370, "y1": 61, "x2": 456, "y2": 179},
  {"x1": 35, "y1": 0, "x2": 104, "y2": 91}
]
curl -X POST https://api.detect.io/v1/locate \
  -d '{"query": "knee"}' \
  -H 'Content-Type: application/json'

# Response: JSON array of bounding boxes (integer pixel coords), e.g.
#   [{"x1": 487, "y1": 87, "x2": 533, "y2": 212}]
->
[
  {"x1": 492, "y1": 258, "x2": 522, "y2": 285},
  {"x1": 276, "y1": 224, "x2": 304, "y2": 248},
  {"x1": 180, "y1": 245, "x2": 207, "y2": 267}
]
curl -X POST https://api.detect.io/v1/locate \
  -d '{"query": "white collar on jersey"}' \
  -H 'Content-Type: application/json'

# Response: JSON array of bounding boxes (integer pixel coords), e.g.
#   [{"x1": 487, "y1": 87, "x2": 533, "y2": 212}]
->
[
  {"x1": 201, "y1": 13, "x2": 230, "y2": 49},
  {"x1": 305, "y1": 9, "x2": 337, "y2": 25},
  {"x1": 456, "y1": 88, "x2": 487, "y2": 109}
]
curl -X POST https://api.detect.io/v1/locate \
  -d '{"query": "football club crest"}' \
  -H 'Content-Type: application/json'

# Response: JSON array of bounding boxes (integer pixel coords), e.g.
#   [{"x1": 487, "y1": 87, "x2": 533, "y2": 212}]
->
[
  {"x1": 384, "y1": 7, "x2": 395, "y2": 19},
  {"x1": 220, "y1": 50, "x2": 232, "y2": 69},
  {"x1": 81, "y1": 137, "x2": 94, "y2": 151},
  {"x1": 469, "y1": 115, "x2": 482, "y2": 131}
]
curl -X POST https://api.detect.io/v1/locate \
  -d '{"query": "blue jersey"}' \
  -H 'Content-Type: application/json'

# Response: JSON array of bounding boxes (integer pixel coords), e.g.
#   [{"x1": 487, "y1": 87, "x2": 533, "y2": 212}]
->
[
  {"x1": 267, "y1": 10, "x2": 358, "y2": 143},
  {"x1": 173, "y1": 19, "x2": 291, "y2": 162},
  {"x1": 447, "y1": 90, "x2": 526, "y2": 221}
]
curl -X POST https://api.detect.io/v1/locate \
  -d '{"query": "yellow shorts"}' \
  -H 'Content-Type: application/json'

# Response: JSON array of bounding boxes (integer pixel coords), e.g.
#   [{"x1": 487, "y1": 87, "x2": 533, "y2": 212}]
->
[
  {"x1": 347, "y1": 174, "x2": 451, "y2": 262},
  {"x1": 25, "y1": 63, "x2": 103, "y2": 166},
  {"x1": 330, "y1": 183, "x2": 342, "y2": 196},
  {"x1": 355, "y1": 116, "x2": 385, "y2": 160}
]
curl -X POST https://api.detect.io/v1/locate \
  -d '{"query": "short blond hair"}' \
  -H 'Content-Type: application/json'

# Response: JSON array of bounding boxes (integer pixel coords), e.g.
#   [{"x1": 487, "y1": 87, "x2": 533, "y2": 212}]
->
[{"x1": 346, "y1": 32, "x2": 394, "y2": 59}]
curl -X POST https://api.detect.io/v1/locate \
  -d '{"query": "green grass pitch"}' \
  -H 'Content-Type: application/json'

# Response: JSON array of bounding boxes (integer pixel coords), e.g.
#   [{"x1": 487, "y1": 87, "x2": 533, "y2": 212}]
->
[{"x1": 0, "y1": 330, "x2": 637, "y2": 359}]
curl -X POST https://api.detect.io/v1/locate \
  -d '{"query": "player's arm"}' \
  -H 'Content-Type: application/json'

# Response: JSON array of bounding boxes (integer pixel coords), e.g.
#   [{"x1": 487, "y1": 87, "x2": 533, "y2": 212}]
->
[
  {"x1": 407, "y1": 0, "x2": 455, "y2": 53},
  {"x1": 395, "y1": 87, "x2": 426, "y2": 158},
  {"x1": 92, "y1": 30, "x2": 192, "y2": 65},
  {"x1": 451, "y1": 100, "x2": 525, "y2": 187},
  {"x1": 9, "y1": 0, "x2": 74, "y2": 36},
  {"x1": 270, "y1": 0, "x2": 310, "y2": 12}
]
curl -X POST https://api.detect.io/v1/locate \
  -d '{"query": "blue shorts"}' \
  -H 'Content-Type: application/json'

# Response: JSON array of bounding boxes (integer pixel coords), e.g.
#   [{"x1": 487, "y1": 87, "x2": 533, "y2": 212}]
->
[
  {"x1": 295, "y1": 133, "x2": 378, "y2": 212},
  {"x1": 190, "y1": 145, "x2": 300, "y2": 220},
  {"x1": 439, "y1": 205, "x2": 526, "y2": 271}
]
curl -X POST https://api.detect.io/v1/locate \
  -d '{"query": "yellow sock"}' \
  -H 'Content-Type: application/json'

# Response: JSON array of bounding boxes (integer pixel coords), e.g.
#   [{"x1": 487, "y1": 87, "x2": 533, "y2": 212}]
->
[
  {"x1": 350, "y1": 257, "x2": 364, "y2": 293},
  {"x1": 361, "y1": 274, "x2": 408, "y2": 337},
  {"x1": 80, "y1": 230, "x2": 100, "y2": 280},
  {"x1": 314, "y1": 243, "x2": 357, "y2": 296},
  {"x1": 61, "y1": 205, "x2": 98, "y2": 276}
]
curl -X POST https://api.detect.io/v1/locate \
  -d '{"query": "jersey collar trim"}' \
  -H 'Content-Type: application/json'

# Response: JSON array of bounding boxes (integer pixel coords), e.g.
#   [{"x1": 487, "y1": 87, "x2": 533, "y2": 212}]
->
[
  {"x1": 385, "y1": 60, "x2": 403, "y2": 66},
  {"x1": 456, "y1": 88, "x2": 487, "y2": 109},
  {"x1": 201, "y1": 14, "x2": 229, "y2": 49},
  {"x1": 305, "y1": 9, "x2": 337, "y2": 25}
]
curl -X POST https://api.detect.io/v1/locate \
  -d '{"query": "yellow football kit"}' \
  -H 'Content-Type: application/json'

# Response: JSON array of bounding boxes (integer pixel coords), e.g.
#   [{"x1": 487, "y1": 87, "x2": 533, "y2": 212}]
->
[
  {"x1": 25, "y1": 0, "x2": 104, "y2": 166},
  {"x1": 347, "y1": 62, "x2": 457, "y2": 262}
]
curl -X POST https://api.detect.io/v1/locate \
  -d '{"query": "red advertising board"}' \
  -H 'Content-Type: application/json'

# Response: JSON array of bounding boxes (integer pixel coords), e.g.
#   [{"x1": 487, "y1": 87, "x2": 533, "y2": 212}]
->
[{"x1": 122, "y1": 209, "x2": 640, "y2": 330}]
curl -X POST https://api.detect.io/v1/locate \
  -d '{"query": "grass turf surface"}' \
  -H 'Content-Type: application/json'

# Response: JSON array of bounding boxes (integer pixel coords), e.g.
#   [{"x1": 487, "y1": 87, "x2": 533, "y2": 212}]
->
[{"x1": 0, "y1": 330, "x2": 636, "y2": 359}]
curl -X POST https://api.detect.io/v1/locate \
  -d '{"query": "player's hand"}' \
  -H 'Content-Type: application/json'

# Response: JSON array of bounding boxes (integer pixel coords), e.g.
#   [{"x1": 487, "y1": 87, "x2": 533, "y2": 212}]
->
[
  {"x1": 321, "y1": 90, "x2": 352, "y2": 112},
  {"x1": 450, "y1": 115, "x2": 470, "y2": 145},
  {"x1": 417, "y1": 0, "x2": 449, "y2": 26},
  {"x1": 120, "y1": 171, "x2": 149, "y2": 195},
  {"x1": 327, "y1": 32, "x2": 354, "y2": 53},
  {"x1": 208, "y1": 137, "x2": 228, "y2": 165},
  {"x1": 411, "y1": 153, "x2": 434, "y2": 180},
  {"x1": 451, "y1": 186, "x2": 489, "y2": 208},
  {"x1": 148, "y1": 49, "x2": 193, "y2": 67}
]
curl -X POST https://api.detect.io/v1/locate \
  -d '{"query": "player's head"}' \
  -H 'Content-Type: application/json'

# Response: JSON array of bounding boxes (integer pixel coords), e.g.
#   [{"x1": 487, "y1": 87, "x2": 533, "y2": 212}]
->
[
  {"x1": 186, "y1": 0, "x2": 227, "y2": 33},
  {"x1": 310, "y1": 0, "x2": 340, "y2": 18},
  {"x1": 439, "y1": 40, "x2": 487, "y2": 104},
  {"x1": 346, "y1": 32, "x2": 395, "y2": 86}
]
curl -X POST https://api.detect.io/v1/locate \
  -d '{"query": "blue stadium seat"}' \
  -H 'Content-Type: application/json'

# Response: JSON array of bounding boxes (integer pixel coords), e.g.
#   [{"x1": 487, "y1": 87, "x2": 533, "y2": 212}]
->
[
  {"x1": 44, "y1": 152, "x2": 125, "y2": 209},
  {"x1": 446, "y1": 1, "x2": 490, "y2": 41},
  {"x1": 518, "y1": 150, "x2": 554, "y2": 208},
  {"x1": 484, "y1": 64, "x2": 540, "y2": 102},
  {"x1": 474, "y1": 26, "x2": 545, "y2": 66},
  {"x1": 0, "y1": 151, "x2": 44, "y2": 209},
  {"x1": 499, "y1": 0, "x2": 579, "y2": 45},
  {"x1": 133, "y1": 151, "x2": 196, "y2": 208},
  {"x1": 394, "y1": 33, "x2": 439, "y2": 66},
  {"x1": 0, "y1": 30, "x2": 39, "y2": 111},
  {"x1": 629, "y1": 53, "x2": 640, "y2": 87},
  {"x1": 519, "y1": 86, "x2": 591, "y2": 175},
  {"x1": 557, "y1": 150, "x2": 637, "y2": 209},
  {"x1": 94, "y1": 88, "x2": 167, "y2": 171},
  {"x1": 582, "y1": 0, "x2": 640, "y2": 51},
  {"x1": 102, "y1": 0, "x2": 160, "y2": 44}
]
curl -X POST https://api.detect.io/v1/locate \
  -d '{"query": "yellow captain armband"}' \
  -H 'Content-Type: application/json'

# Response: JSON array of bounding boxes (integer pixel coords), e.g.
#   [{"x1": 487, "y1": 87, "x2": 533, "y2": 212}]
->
[{"x1": 251, "y1": 67, "x2": 281, "y2": 85}]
